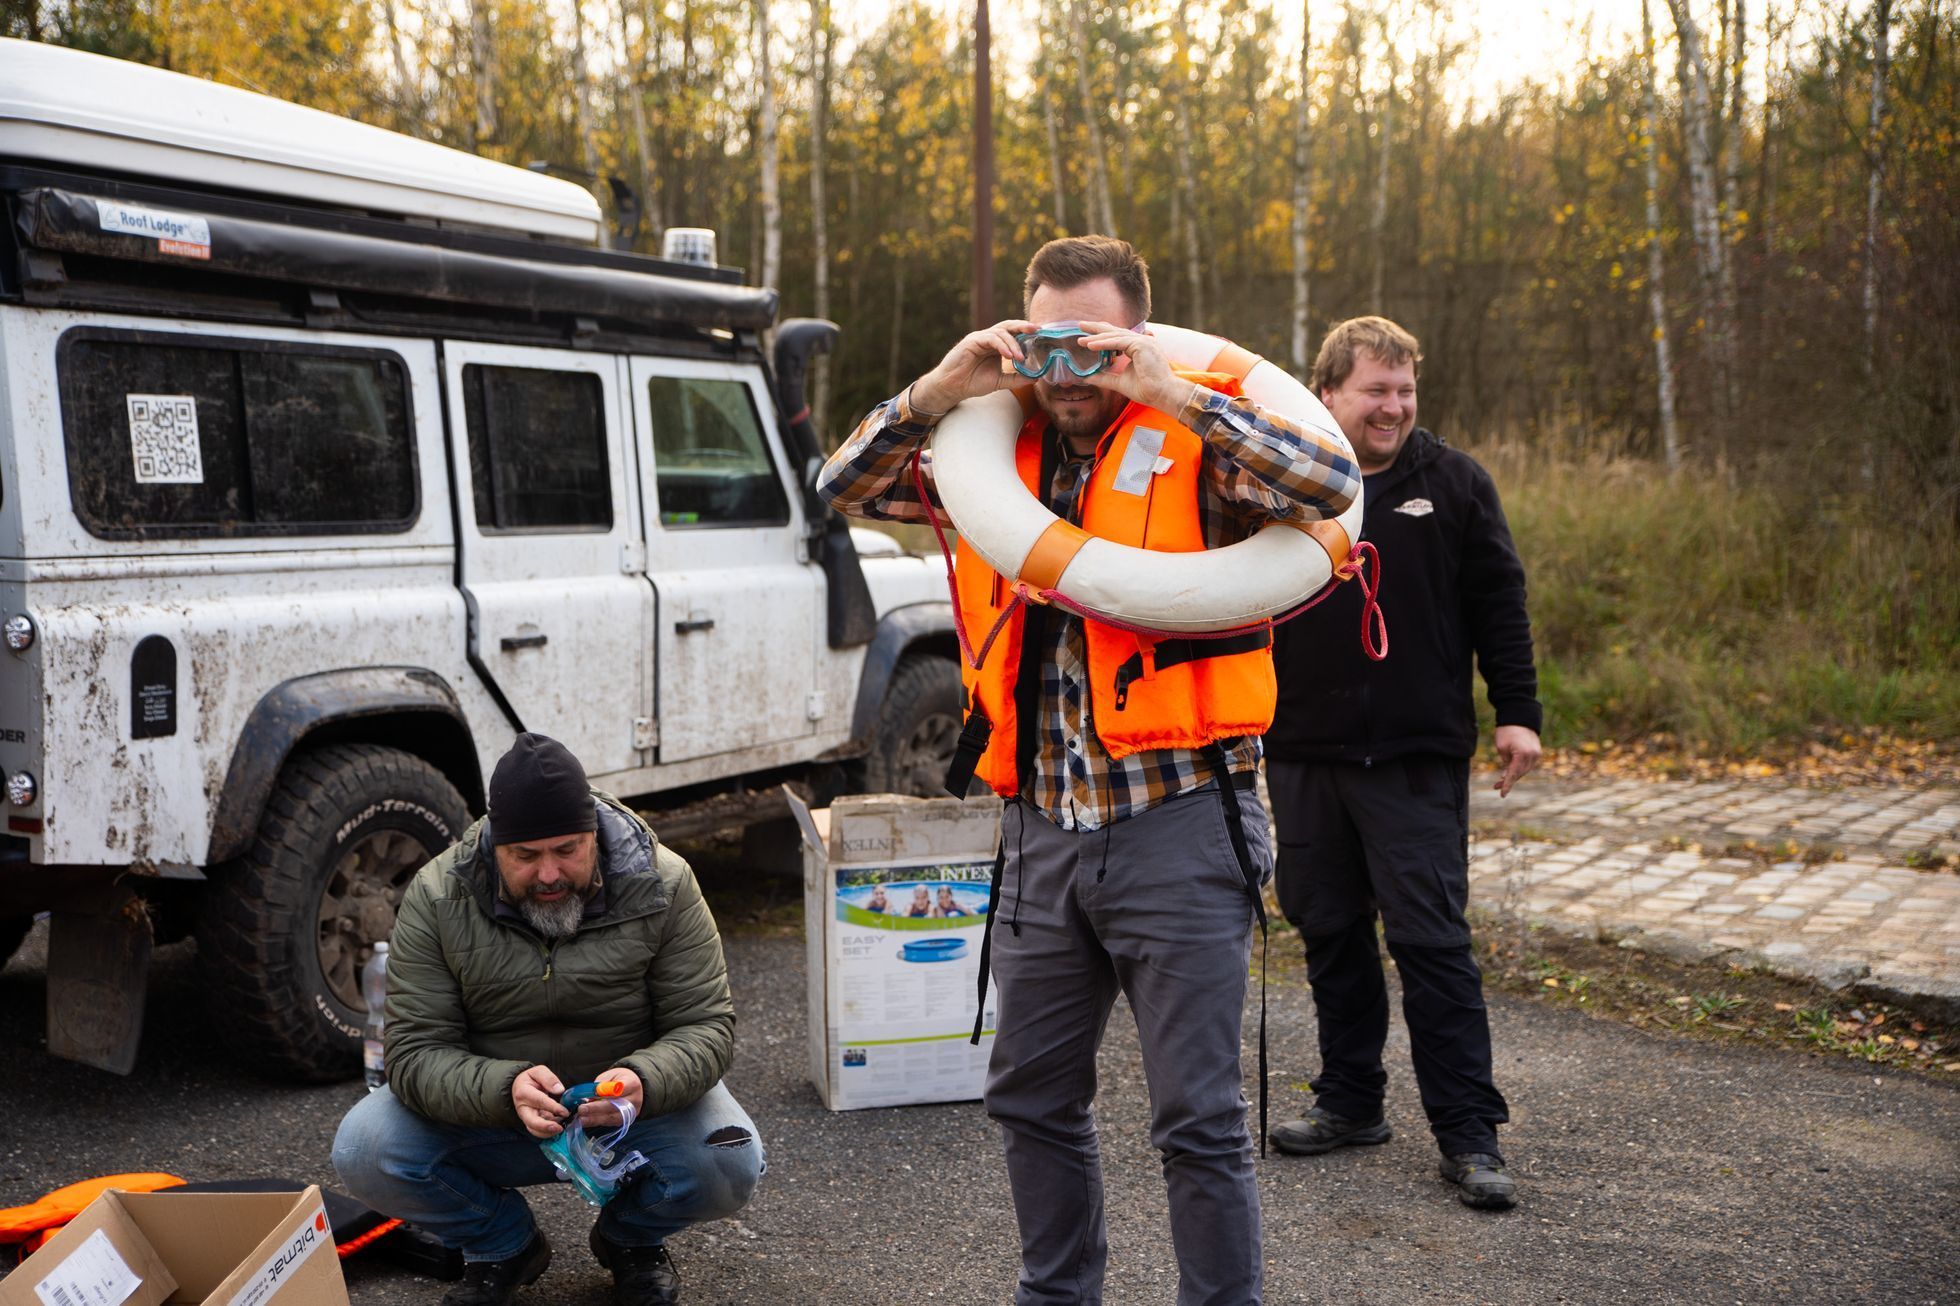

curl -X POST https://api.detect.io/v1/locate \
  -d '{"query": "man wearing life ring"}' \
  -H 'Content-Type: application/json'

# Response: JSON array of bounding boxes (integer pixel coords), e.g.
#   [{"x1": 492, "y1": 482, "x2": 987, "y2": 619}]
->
[
  {"x1": 820, "y1": 236, "x2": 1360, "y2": 1305},
  {"x1": 1263, "y1": 315, "x2": 1542, "y2": 1212}
]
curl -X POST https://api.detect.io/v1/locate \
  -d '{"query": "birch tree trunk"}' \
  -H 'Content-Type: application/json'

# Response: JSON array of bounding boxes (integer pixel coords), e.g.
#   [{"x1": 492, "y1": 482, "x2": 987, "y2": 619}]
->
[
  {"x1": 810, "y1": 0, "x2": 833, "y2": 432},
  {"x1": 1861, "y1": 0, "x2": 1892, "y2": 385},
  {"x1": 755, "y1": 0, "x2": 781, "y2": 296},
  {"x1": 1291, "y1": 0, "x2": 1314, "y2": 376},
  {"x1": 469, "y1": 0, "x2": 497, "y2": 146},
  {"x1": 622, "y1": 0, "x2": 664, "y2": 243},
  {"x1": 381, "y1": 0, "x2": 417, "y2": 130},
  {"x1": 1043, "y1": 57, "x2": 1069, "y2": 236},
  {"x1": 1666, "y1": 0, "x2": 1737, "y2": 430},
  {"x1": 1071, "y1": 0, "x2": 1117, "y2": 236},
  {"x1": 1172, "y1": 0, "x2": 1205, "y2": 329},
  {"x1": 568, "y1": 0, "x2": 607, "y2": 248},
  {"x1": 886, "y1": 258, "x2": 907, "y2": 397},
  {"x1": 1369, "y1": 54, "x2": 1394, "y2": 314},
  {"x1": 1724, "y1": 0, "x2": 1746, "y2": 235},
  {"x1": 1642, "y1": 0, "x2": 1683, "y2": 473}
]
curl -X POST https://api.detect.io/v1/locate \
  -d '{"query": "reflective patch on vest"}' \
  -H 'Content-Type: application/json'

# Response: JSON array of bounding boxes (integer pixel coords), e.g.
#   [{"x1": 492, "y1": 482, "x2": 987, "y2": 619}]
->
[
  {"x1": 1394, "y1": 497, "x2": 1435, "y2": 517},
  {"x1": 1112, "y1": 426, "x2": 1168, "y2": 496}
]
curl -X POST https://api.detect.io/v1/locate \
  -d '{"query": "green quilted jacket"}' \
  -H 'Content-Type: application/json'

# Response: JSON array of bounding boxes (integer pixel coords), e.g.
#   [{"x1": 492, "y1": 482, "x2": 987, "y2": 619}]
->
[{"x1": 382, "y1": 791, "x2": 734, "y2": 1127}]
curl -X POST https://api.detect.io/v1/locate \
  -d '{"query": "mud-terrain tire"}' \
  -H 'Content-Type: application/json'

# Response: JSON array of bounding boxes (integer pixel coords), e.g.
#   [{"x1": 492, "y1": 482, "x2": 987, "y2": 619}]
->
[
  {"x1": 197, "y1": 744, "x2": 470, "y2": 1081},
  {"x1": 858, "y1": 654, "x2": 963, "y2": 798}
]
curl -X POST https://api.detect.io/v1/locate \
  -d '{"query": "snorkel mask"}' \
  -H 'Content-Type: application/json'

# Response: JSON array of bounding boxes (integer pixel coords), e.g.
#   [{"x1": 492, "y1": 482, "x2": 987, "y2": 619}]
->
[
  {"x1": 537, "y1": 1080, "x2": 651, "y2": 1206},
  {"x1": 1010, "y1": 321, "x2": 1147, "y2": 381}
]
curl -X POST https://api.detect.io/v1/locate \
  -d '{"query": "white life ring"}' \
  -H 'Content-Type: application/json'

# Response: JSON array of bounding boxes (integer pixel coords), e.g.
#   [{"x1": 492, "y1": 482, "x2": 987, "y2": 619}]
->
[{"x1": 929, "y1": 324, "x2": 1364, "y2": 634}]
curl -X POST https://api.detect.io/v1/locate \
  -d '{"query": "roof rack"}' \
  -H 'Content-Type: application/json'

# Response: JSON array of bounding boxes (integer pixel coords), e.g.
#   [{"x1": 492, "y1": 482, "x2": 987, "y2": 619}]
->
[{"x1": 0, "y1": 37, "x2": 602, "y2": 243}]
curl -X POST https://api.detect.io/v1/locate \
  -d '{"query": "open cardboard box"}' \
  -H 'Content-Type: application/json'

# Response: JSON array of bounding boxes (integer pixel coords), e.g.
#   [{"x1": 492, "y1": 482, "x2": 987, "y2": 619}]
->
[
  {"x1": 789, "y1": 789, "x2": 1003, "y2": 1111},
  {"x1": 0, "y1": 1184, "x2": 348, "y2": 1306}
]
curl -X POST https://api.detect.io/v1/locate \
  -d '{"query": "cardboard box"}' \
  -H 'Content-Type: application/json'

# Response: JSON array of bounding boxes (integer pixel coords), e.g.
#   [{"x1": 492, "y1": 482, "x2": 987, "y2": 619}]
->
[
  {"x1": 790, "y1": 790, "x2": 1003, "y2": 1111},
  {"x1": 0, "y1": 1185, "x2": 349, "y2": 1306}
]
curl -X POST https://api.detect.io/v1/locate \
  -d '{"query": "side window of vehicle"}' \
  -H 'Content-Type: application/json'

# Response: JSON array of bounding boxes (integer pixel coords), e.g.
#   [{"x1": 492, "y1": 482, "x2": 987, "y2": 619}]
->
[
  {"x1": 645, "y1": 376, "x2": 790, "y2": 528},
  {"x1": 58, "y1": 332, "x2": 416, "y2": 538},
  {"x1": 462, "y1": 365, "x2": 612, "y2": 531}
]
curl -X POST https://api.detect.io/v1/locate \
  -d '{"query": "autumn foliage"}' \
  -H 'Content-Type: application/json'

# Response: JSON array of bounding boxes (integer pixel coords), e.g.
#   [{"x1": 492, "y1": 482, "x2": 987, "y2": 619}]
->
[{"x1": 10, "y1": 0, "x2": 1955, "y2": 755}]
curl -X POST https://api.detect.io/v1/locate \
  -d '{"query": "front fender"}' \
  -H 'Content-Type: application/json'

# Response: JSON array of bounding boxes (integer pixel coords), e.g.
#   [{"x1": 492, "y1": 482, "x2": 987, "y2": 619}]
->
[
  {"x1": 208, "y1": 667, "x2": 478, "y2": 862},
  {"x1": 847, "y1": 603, "x2": 956, "y2": 745}
]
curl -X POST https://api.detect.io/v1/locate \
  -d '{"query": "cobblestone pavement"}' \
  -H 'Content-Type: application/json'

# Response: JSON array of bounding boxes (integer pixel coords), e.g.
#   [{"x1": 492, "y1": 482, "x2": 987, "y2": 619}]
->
[{"x1": 1466, "y1": 777, "x2": 1960, "y2": 1019}]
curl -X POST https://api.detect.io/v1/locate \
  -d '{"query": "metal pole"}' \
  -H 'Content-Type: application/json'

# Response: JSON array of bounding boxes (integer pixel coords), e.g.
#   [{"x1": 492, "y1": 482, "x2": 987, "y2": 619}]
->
[{"x1": 972, "y1": 0, "x2": 995, "y2": 326}]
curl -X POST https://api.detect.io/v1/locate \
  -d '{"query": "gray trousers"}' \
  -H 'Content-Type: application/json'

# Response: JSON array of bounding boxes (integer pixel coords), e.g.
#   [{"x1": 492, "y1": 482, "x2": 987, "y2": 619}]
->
[{"x1": 984, "y1": 782, "x2": 1271, "y2": 1306}]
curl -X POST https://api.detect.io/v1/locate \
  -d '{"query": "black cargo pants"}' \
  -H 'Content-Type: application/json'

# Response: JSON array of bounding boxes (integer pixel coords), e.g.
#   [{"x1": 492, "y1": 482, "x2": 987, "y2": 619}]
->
[{"x1": 1267, "y1": 756, "x2": 1510, "y2": 1158}]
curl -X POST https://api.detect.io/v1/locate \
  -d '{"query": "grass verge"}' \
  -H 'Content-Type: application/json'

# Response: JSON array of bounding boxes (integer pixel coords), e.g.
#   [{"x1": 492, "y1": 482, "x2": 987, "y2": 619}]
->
[
  {"x1": 1477, "y1": 440, "x2": 1960, "y2": 754},
  {"x1": 1469, "y1": 917, "x2": 1960, "y2": 1079}
]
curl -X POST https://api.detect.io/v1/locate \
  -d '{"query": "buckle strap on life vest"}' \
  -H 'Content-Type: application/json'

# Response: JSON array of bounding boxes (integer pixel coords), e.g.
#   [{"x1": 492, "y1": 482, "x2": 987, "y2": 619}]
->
[
  {"x1": 1112, "y1": 629, "x2": 1273, "y2": 710},
  {"x1": 943, "y1": 709, "x2": 993, "y2": 798},
  {"x1": 969, "y1": 839, "x2": 1008, "y2": 1046},
  {"x1": 1202, "y1": 743, "x2": 1269, "y2": 1159}
]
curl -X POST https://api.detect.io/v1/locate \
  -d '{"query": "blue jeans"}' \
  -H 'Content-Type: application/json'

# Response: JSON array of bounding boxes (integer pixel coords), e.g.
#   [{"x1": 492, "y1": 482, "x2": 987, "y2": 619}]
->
[{"x1": 332, "y1": 1082, "x2": 763, "y2": 1262}]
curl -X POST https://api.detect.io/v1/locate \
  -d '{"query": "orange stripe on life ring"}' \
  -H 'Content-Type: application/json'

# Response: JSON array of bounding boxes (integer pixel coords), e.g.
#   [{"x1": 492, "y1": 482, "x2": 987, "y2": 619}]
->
[
  {"x1": 1018, "y1": 518, "x2": 1093, "y2": 592},
  {"x1": 1206, "y1": 341, "x2": 1262, "y2": 382},
  {"x1": 1282, "y1": 517, "x2": 1352, "y2": 573}
]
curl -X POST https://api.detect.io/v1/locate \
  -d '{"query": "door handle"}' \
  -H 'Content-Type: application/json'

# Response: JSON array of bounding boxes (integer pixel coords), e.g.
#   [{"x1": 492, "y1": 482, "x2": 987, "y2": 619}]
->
[
  {"x1": 674, "y1": 617, "x2": 716, "y2": 634},
  {"x1": 500, "y1": 633, "x2": 549, "y2": 651}
]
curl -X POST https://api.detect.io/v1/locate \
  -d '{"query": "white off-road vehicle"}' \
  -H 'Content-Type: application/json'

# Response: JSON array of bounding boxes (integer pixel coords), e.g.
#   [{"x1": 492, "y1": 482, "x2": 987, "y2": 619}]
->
[{"x1": 0, "y1": 39, "x2": 959, "y2": 1078}]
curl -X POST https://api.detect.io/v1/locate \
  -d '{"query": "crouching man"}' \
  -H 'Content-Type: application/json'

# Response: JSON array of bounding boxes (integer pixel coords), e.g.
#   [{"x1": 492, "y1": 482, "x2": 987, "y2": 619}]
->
[{"x1": 332, "y1": 732, "x2": 761, "y2": 1306}]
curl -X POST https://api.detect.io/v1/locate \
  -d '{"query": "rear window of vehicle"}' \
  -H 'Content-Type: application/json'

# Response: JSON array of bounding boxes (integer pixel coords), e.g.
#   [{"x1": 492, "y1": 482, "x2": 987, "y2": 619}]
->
[
  {"x1": 462, "y1": 365, "x2": 613, "y2": 532},
  {"x1": 58, "y1": 330, "x2": 418, "y2": 538}
]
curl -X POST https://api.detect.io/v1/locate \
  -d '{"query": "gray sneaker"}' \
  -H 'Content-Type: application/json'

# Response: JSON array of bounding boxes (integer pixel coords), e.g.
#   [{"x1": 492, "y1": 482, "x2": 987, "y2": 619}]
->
[
  {"x1": 1439, "y1": 1152, "x2": 1519, "y2": 1210},
  {"x1": 1268, "y1": 1106, "x2": 1393, "y2": 1156}
]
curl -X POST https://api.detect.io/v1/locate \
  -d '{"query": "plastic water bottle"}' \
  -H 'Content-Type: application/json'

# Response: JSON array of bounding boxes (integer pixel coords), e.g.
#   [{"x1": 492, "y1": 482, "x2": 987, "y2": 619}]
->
[{"x1": 362, "y1": 941, "x2": 390, "y2": 1091}]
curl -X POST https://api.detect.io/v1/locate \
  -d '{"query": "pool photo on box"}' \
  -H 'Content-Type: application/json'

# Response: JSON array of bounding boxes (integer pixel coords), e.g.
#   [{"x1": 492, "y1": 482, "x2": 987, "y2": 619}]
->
[{"x1": 835, "y1": 876, "x2": 991, "y2": 939}]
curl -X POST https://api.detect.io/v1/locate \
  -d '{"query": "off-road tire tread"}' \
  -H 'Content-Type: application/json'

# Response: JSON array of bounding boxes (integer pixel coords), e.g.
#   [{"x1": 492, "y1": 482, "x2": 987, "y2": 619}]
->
[
  {"x1": 860, "y1": 654, "x2": 961, "y2": 797},
  {"x1": 196, "y1": 743, "x2": 467, "y2": 1081}
]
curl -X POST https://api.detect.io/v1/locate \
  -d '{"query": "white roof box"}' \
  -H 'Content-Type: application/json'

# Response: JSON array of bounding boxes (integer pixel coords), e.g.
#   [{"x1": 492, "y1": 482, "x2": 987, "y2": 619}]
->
[{"x1": 0, "y1": 38, "x2": 602, "y2": 243}]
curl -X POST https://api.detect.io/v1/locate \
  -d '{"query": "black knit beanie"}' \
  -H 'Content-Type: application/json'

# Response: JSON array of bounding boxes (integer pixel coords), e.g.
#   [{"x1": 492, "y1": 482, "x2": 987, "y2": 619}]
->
[{"x1": 488, "y1": 733, "x2": 596, "y2": 844}]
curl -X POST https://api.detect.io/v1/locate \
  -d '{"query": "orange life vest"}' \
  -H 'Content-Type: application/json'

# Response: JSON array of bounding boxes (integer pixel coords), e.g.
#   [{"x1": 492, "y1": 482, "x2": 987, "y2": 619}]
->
[{"x1": 952, "y1": 383, "x2": 1277, "y2": 798}]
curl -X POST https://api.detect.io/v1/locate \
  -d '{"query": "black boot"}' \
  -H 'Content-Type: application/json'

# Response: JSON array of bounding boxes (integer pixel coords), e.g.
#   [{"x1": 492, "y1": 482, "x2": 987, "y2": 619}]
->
[
  {"x1": 590, "y1": 1226, "x2": 681, "y2": 1306},
  {"x1": 1268, "y1": 1105, "x2": 1393, "y2": 1156},
  {"x1": 1439, "y1": 1152, "x2": 1519, "y2": 1210},
  {"x1": 440, "y1": 1231, "x2": 551, "y2": 1306}
]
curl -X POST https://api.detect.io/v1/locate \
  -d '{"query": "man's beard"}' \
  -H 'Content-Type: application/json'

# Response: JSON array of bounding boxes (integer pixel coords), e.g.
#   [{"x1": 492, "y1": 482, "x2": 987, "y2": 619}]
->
[
  {"x1": 1038, "y1": 386, "x2": 1121, "y2": 445},
  {"x1": 517, "y1": 889, "x2": 589, "y2": 939},
  {"x1": 500, "y1": 847, "x2": 601, "y2": 939}
]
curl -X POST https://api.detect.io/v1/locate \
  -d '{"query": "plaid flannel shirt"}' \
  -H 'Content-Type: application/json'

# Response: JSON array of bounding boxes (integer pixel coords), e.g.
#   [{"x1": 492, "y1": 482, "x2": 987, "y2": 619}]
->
[{"x1": 819, "y1": 381, "x2": 1360, "y2": 830}]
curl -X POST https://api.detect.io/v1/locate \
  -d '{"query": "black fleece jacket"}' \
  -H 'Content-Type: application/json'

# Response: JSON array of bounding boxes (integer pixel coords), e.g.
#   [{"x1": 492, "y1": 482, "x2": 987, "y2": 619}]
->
[{"x1": 1265, "y1": 427, "x2": 1542, "y2": 764}]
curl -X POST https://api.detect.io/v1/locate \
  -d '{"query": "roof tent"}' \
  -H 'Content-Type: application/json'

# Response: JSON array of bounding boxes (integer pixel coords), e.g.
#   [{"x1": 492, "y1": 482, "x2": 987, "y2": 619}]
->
[{"x1": 0, "y1": 37, "x2": 602, "y2": 243}]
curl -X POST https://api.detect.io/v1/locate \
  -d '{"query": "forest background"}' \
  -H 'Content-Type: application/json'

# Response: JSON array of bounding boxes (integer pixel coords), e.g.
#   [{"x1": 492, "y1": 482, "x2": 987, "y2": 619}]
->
[{"x1": 6, "y1": 0, "x2": 1955, "y2": 763}]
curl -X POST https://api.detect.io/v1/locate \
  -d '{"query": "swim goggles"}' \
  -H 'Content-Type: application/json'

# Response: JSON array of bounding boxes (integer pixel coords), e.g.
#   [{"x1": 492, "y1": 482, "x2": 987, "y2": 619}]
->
[
  {"x1": 537, "y1": 1080, "x2": 651, "y2": 1206},
  {"x1": 1009, "y1": 321, "x2": 1148, "y2": 381}
]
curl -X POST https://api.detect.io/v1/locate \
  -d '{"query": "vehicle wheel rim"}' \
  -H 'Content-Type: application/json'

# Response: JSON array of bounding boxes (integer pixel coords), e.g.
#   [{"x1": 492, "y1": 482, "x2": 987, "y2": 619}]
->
[
  {"x1": 317, "y1": 828, "x2": 427, "y2": 1011},
  {"x1": 896, "y1": 711, "x2": 961, "y2": 796}
]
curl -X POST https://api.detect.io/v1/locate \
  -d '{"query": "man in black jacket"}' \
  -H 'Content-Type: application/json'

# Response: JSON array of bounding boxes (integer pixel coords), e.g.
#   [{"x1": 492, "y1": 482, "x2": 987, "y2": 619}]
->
[{"x1": 1264, "y1": 316, "x2": 1541, "y2": 1211}]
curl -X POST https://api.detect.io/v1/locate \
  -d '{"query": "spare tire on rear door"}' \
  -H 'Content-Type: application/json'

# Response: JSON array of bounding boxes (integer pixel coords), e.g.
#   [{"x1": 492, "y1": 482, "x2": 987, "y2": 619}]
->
[{"x1": 196, "y1": 743, "x2": 470, "y2": 1081}]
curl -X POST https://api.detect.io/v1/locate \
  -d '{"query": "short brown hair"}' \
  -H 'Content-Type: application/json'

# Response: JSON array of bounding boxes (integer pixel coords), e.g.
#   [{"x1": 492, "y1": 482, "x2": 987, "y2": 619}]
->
[
  {"x1": 1311, "y1": 316, "x2": 1423, "y2": 393},
  {"x1": 1023, "y1": 236, "x2": 1152, "y2": 322}
]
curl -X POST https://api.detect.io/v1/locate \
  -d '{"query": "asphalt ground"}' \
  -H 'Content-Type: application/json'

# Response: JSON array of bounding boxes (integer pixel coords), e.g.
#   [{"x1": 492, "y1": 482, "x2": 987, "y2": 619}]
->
[{"x1": 3, "y1": 917, "x2": 1957, "y2": 1304}]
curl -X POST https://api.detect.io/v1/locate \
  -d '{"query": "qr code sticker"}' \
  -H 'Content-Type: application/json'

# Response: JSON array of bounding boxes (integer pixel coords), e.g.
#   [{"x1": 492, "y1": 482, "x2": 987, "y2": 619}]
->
[{"x1": 126, "y1": 394, "x2": 205, "y2": 484}]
